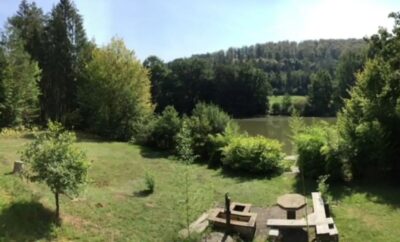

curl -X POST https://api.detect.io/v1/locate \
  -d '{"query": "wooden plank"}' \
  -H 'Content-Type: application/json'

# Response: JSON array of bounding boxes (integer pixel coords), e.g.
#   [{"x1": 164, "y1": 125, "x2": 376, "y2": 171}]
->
[{"x1": 267, "y1": 218, "x2": 308, "y2": 227}]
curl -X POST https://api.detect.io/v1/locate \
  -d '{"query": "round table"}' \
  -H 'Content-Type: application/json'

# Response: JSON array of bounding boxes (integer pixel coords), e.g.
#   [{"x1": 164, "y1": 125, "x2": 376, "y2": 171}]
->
[{"x1": 277, "y1": 193, "x2": 306, "y2": 219}]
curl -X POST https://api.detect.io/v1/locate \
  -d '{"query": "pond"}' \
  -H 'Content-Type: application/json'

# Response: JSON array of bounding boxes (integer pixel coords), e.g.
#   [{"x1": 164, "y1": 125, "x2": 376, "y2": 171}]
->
[{"x1": 235, "y1": 116, "x2": 337, "y2": 155}]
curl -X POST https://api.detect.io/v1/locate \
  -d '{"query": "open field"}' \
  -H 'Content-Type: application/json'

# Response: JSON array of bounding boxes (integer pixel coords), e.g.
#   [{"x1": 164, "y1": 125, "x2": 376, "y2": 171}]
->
[
  {"x1": 1, "y1": 135, "x2": 400, "y2": 241},
  {"x1": 269, "y1": 95, "x2": 308, "y2": 106}
]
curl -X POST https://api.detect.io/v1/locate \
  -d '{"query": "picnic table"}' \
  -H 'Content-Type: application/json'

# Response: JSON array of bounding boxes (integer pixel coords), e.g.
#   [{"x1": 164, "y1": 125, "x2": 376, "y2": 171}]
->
[{"x1": 277, "y1": 193, "x2": 306, "y2": 219}]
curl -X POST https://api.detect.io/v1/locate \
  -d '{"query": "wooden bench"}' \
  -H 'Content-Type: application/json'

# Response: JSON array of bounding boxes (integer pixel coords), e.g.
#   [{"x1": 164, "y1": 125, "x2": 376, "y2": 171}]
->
[{"x1": 266, "y1": 192, "x2": 338, "y2": 239}]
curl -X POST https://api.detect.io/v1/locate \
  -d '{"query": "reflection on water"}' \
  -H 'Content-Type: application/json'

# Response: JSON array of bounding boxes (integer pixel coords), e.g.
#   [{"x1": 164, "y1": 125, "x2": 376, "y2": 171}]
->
[{"x1": 235, "y1": 116, "x2": 337, "y2": 155}]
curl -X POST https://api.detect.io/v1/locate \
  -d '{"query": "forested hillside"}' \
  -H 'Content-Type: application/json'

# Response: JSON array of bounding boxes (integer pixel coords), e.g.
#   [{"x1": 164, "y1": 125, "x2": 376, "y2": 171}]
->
[{"x1": 146, "y1": 39, "x2": 367, "y2": 117}]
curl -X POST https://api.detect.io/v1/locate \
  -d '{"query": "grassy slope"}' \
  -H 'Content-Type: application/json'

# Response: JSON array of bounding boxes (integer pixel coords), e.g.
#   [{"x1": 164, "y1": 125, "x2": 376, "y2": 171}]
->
[{"x1": 1, "y1": 136, "x2": 400, "y2": 241}]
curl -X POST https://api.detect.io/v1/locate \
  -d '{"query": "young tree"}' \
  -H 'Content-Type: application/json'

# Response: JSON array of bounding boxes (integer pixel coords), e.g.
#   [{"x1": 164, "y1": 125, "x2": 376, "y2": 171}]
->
[
  {"x1": 0, "y1": 33, "x2": 41, "y2": 127},
  {"x1": 21, "y1": 121, "x2": 89, "y2": 220},
  {"x1": 176, "y1": 119, "x2": 196, "y2": 237},
  {"x1": 78, "y1": 38, "x2": 153, "y2": 140}
]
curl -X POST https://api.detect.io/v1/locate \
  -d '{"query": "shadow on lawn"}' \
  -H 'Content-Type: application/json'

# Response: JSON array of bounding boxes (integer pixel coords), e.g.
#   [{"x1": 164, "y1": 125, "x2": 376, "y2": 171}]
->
[
  {"x1": 217, "y1": 167, "x2": 283, "y2": 182},
  {"x1": 292, "y1": 175, "x2": 400, "y2": 209},
  {"x1": 133, "y1": 189, "x2": 153, "y2": 197},
  {"x1": 138, "y1": 146, "x2": 171, "y2": 159},
  {"x1": 0, "y1": 201, "x2": 56, "y2": 241}
]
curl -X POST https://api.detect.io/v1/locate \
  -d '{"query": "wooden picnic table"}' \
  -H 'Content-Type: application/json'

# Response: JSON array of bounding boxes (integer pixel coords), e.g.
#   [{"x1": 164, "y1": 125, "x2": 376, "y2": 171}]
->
[{"x1": 277, "y1": 193, "x2": 306, "y2": 219}]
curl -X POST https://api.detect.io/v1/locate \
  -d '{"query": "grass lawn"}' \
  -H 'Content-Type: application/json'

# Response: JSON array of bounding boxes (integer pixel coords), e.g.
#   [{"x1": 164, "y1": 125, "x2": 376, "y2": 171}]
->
[
  {"x1": 1, "y1": 135, "x2": 400, "y2": 241},
  {"x1": 269, "y1": 95, "x2": 308, "y2": 105}
]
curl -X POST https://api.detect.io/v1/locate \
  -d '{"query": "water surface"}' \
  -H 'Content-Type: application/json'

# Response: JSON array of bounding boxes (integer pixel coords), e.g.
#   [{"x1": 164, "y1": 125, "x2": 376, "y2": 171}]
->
[{"x1": 235, "y1": 116, "x2": 337, "y2": 155}]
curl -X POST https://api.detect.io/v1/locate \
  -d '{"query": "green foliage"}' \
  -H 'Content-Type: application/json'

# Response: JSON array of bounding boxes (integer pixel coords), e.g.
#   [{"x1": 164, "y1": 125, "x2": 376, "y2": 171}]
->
[
  {"x1": 317, "y1": 175, "x2": 331, "y2": 202},
  {"x1": 221, "y1": 136, "x2": 283, "y2": 174},
  {"x1": 186, "y1": 103, "x2": 232, "y2": 161},
  {"x1": 208, "y1": 121, "x2": 242, "y2": 166},
  {"x1": 334, "y1": 50, "x2": 365, "y2": 110},
  {"x1": 0, "y1": 33, "x2": 41, "y2": 127},
  {"x1": 176, "y1": 119, "x2": 196, "y2": 164},
  {"x1": 40, "y1": 0, "x2": 90, "y2": 124},
  {"x1": 150, "y1": 106, "x2": 181, "y2": 150},
  {"x1": 281, "y1": 94, "x2": 293, "y2": 115},
  {"x1": 269, "y1": 95, "x2": 307, "y2": 115},
  {"x1": 293, "y1": 121, "x2": 344, "y2": 180},
  {"x1": 270, "y1": 102, "x2": 281, "y2": 115},
  {"x1": 305, "y1": 70, "x2": 334, "y2": 116},
  {"x1": 144, "y1": 172, "x2": 155, "y2": 193},
  {"x1": 21, "y1": 121, "x2": 89, "y2": 218},
  {"x1": 338, "y1": 12, "x2": 400, "y2": 180},
  {"x1": 78, "y1": 38, "x2": 153, "y2": 140}
]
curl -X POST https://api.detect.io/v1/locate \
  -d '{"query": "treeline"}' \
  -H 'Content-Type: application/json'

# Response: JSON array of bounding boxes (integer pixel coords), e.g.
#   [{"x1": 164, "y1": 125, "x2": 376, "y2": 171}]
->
[
  {"x1": 145, "y1": 39, "x2": 366, "y2": 117},
  {"x1": 0, "y1": 0, "x2": 153, "y2": 140},
  {"x1": 293, "y1": 12, "x2": 400, "y2": 182}
]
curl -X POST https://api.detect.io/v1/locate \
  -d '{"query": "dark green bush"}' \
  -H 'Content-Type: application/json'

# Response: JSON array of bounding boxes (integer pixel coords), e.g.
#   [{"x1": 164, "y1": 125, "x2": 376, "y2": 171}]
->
[
  {"x1": 270, "y1": 102, "x2": 281, "y2": 115},
  {"x1": 151, "y1": 106, "x2": 181, "y2": 150},
  {"x1": 221, "y1": 136, "x2": 283, "y2": 174},
  {"x1": 186, "y1": 103, "x2": 232, "y2": 161}
]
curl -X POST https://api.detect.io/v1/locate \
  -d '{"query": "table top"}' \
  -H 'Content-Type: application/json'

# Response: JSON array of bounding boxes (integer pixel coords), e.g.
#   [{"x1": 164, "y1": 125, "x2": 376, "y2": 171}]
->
[{"x1": 277, "y1": 193, "x2": 306, "y2": 209}]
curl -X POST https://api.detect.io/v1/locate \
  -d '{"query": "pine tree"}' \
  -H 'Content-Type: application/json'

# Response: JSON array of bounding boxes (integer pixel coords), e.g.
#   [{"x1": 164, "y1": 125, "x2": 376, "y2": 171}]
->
[
  {"x1": 41, "y1": 0, "x2": 89, "y2": 124},
  {"x1": 7, "y1": 0, "x2": 45, "y2": 63}
]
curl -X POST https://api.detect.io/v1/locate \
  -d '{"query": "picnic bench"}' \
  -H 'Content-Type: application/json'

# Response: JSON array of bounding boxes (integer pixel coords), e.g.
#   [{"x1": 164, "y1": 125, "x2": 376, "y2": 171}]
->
[{"x1": 266, "y1": 192, "x2": 338, "y2": 241}]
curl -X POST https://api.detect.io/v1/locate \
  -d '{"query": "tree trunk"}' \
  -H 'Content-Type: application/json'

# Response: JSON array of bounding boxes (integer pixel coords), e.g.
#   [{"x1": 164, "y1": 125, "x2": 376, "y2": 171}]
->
[{"x1": 55, "y1": 192, "x2": 60, "y2": 220}]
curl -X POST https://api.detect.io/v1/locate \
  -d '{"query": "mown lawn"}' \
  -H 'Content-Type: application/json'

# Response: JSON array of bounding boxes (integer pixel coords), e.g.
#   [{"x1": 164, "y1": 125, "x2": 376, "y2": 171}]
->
[
  {"x1": 269, "y1": 95, "x2": 308, "y2": 106},
  {"x1": 1, "y1": 136, "x2": 400, "y2": 241}
]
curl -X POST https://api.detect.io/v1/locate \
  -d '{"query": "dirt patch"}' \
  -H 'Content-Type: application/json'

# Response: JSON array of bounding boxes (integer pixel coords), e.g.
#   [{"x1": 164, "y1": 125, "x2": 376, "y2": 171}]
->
[{"x1": 63, "y1": 214, "x2": 95, "y2": 230}]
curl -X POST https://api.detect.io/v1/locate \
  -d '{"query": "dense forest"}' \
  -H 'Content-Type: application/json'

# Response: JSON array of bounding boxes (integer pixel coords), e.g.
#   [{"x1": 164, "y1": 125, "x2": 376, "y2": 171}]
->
[{"x1": 145, "y1": 39, "x2": 366, "y2": 117}]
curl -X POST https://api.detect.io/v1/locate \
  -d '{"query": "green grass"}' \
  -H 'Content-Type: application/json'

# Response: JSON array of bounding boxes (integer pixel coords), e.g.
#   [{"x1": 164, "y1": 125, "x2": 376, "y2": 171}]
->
[
  {"x1": 1, "y1": 135, "x2": 400, "y2": 241},
  {"x1": 269, "y1": 95, "x2": 308, "y2": 105}
]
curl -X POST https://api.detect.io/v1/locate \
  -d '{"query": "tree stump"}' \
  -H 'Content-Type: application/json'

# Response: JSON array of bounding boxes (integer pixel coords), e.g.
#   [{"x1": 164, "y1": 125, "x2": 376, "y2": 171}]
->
[{"x1": 13, "y1": 160, "x2": 24, "y2": 174}]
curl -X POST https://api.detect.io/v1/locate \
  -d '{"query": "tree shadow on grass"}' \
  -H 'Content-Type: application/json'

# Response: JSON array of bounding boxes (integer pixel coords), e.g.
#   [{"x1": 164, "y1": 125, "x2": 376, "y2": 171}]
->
[
  {"x1": 217, "y1": 166, "x2": 283, "y2": 183},
  {"x1": 138, "y1": 146, "x2": 171, "y2": 159},
  {"x1": 0, "y1": 201, "x2": 56, "y2": 241},
  {"x1": 292, "y1": 175, "x2": 400, "y2": 209},
  {"x1": 133, "y1": 189, "x2": 153, "y2": 197}
]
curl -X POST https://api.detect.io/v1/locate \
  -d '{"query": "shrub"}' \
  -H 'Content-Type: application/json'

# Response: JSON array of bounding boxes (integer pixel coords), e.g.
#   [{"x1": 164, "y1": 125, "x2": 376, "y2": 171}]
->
[
  {"x1": 151, "y1": 106, "x2": 181, "y2": 150},
  {"x1": 186, "y1": 103, "x2": 232, "y2": 161},
  {"x1": 281, "y1": 94, "x2": 293, "y2": 115},
  {"x1": 208, "y1": 121, "x2": 243, "y2": 166},
  {"x1": 145, "y1": 173, "x2": 155, "y2": 193},
  {"x1": 293, "y1": 121, "x2": 344, "y2": 180},
  {"x1": 317, "y1": 175, "x2": 331, "y2": 202},
  {"x1": 221, "y1": 136, "x2": 283, "y2": 174},
  {"x1": 270, "y1": 102, "x2": 281, "y2": 115}
]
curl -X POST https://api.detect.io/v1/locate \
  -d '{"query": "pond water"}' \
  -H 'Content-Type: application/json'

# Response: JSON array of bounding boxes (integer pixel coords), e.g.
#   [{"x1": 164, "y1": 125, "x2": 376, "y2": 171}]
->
[{"x1": 235, "y1": 116, "x2": 337, "y2": 155}]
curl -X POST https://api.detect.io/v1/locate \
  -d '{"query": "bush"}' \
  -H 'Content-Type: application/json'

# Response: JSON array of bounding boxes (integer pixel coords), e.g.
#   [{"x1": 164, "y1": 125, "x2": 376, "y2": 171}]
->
[
  {"x1": 186, "y1": 103, "x2": 232, "y2": 161},
  {"x1": 208, "y1": 121, "x2": 243, "y2": 166},
  {"x1": 270, "y1": 102, "x2": 281, "y2": 115},
  {"x1": 151, "y1": 106, "x2": 181, "y2": 150},
  {"x1": 281, "y1": 94, "x2": 293, "y2": 115},
  {"x1": 145, "y1": 173, "x2": 155, "y2": 193},
  {"x1": 293, "y1": 121, "x2": 344, "y2": 180},
  {"x1": 221, "y1": 136, "x2": 283, "y2": 174}
]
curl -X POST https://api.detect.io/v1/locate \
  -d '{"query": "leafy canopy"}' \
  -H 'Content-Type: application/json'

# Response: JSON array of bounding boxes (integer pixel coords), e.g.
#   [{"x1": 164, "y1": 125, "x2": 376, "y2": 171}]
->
[{"x1": 21, "y1": 121, "x2": 89, "y2": 196}]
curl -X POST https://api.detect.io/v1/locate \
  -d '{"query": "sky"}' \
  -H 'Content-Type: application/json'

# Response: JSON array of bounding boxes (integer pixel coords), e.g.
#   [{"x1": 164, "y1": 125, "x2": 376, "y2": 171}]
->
[{"x1": 0, "y1": 0, "x2": 399, "y2": 61}]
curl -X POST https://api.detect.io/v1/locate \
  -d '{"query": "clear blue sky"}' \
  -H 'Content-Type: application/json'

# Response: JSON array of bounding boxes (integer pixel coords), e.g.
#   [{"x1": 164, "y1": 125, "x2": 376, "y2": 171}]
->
[{"x1": 0, "y1": 0, "x2": 399, "y2": 61}]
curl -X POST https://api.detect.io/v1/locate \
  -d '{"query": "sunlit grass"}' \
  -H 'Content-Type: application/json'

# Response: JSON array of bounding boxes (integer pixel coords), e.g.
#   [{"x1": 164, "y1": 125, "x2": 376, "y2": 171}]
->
[{"x1": 0, "y1": 136, "x2": 399, "y2": 241}]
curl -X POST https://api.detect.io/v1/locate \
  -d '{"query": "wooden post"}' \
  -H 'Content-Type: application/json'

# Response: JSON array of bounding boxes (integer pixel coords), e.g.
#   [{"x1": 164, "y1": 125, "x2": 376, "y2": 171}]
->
[
  {"x1": 225, "y1": 193, "x2": 231, "y2": 229},
  {"x1": 13, "y1": 160, "x2": 24, "y2": 174}
]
